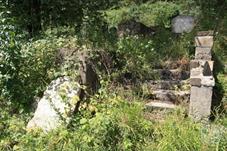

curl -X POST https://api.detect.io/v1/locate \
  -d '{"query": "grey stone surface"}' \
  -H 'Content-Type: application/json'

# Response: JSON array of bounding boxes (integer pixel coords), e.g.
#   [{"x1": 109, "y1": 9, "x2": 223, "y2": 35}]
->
[
  {"x1": 154, "y1": 69, "x2": 190, "y2": 80},
  {"x1": 190, "y1": 78, "x2": 201, "y2": 87},
  {"x1": 189, "y1": 32, "x2": 214, "y2": 121},
  {"x1": 197, "y1": 31, "x2": 214, "y2": 36},
  {"x1": 189, "y1": 86, "x2": 213, "y2": 121},
  {"x1": 201, "y1": 76, "x2": 215, "y2": 87},
  {"x1": 147, "y1": 80, "x2": 188, "y2": 90},
  {"x1": 195, "y1": 47, "x2": 212, "y2": 60},
  {"x1": 152, "y1": 90, "x2": 190, "y2": 103},
  {"x1": 172, "y1": 15, "x2": 195, "y2": 33},
  {"x1": 190, "y1": 68, "x2": 203, "y2": 77},
  {"x1": 146, "y1": 101, "x2": 176, "y2": 110},
  {"x1": 190, "y1": 60, "x2": 200, "y2": 69}
]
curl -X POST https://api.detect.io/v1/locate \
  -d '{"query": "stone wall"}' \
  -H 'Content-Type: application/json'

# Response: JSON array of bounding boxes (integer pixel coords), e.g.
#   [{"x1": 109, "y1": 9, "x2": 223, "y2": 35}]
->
[{"x1": 189, "y1": 31, "x2": 215, "y2": 121}]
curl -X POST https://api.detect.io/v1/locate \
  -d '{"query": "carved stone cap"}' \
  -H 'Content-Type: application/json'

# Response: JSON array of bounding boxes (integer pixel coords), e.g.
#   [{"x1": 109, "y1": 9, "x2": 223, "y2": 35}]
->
[
  {"x1": 195, "y1": 35, "x2": 213, "y2": 48},
  {"x1": 197, "y1": 30, "x2": 214, "y2": 36}
]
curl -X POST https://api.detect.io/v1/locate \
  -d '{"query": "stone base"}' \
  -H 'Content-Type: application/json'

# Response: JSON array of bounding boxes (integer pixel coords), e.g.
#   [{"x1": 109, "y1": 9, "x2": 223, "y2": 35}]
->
[{"x1": 189, "y1": 86, "x2": 213, "y2": 121}]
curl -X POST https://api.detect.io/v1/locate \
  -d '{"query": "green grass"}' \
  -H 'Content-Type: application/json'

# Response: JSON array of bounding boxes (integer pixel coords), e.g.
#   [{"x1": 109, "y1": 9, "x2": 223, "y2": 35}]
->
[{"x1": 1, "y1": 91, "x2": 227, "y2": 151}]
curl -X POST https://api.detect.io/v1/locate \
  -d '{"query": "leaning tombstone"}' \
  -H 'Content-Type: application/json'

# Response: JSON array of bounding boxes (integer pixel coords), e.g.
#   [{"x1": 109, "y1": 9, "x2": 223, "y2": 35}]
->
[{"x1": 27, "y1": 76, "x2": 81, "y2": 132}]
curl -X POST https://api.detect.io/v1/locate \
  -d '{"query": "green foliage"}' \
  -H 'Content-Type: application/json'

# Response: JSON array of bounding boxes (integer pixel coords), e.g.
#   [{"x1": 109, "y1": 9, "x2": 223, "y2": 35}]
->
[
  {"x1": 0, "y1": 93, "x2": 154, "y2": 151},
  {"x1": 104, "y1": 1, "x2": 180, "y2": 28},
  {"x1": 146, "y1": 110, "x2": 227, "y2": 151},
  {"x1": 1, "y1": 92, "x2": 227, "y2": 151},
  {"x1": 109, "y1": 29, "x2": 194, "y2": 81},
  {"x1": 137, "y1": 2, "x2": 180, "y2": 28},
  {"x1": 114, "y1": 35, "x2": 159, "y2": 80},
  {"x1": 0, "y1": 1, "x2": 227, "y2": 151},
  {"x1": 0, "y1": 27, "x2": 81, "y2": 109},
  {"x1": 217, "y1": 74, "x2": 227, "y2": 110},
  {"x1": 149, "y1": 111, "x2": 202, "y2": 151},
  {"x1": 0, "y1": 11, "x2": 25, "y2": 106}
]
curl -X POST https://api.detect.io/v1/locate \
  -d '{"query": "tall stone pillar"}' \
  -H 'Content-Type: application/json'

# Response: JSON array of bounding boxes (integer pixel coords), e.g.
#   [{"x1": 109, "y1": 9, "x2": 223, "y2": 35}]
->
[{"x1": 189, "y1": 31, "x2": 215, "y2": 121}]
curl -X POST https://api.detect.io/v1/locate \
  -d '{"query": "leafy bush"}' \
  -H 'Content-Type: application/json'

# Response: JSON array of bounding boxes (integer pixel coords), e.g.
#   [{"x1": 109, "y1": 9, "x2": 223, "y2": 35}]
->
[
  {"x1": 0, "y1": 27, "x2": 81, "y2": 110},
  {"x1": 0, "y1": 11, "x2": 25, "y2": 107},
  {"x1": 114, "y1": 35, "x2": 159, "y2": 80},
  {"x1": 104, "y1": 1, "x2": 180, "y2": 28},
  {"x1": 216, "y1": 74, "x2": 227, "y2": 111}
]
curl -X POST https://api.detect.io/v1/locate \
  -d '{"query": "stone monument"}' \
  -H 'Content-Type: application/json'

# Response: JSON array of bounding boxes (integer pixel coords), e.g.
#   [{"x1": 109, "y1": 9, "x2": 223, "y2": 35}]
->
[{"x1": 189, "y1": 31, "x2": 215, "y2": 121}]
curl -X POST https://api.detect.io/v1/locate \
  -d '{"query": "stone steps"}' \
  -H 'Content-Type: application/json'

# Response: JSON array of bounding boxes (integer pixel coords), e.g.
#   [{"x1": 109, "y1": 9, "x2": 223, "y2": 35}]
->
[
  {"x1": 153, "y1": 69, "x2": 190, "y2": 80},
  {"x1": 145, "y1": 80, "x2": 189, "y2": 90},
  {"x1": 145, "y1": 62, "x2": 190, "y2": 111},
  {"x1": 145, "y1": 101, "x2": 176, "y2": 110},
  {"x1": 151, "y1": 89, "x2": 190, "y2": 103},
  {"x1": 144, "y1": 76, "x2": 189, "y2": 110}
]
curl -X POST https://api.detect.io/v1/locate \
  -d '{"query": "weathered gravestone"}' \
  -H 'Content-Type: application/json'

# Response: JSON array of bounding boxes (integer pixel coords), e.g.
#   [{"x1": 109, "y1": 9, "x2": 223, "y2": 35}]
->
[
  {"x1": 172, "y1": 15, "x2": 195, "y2": 33},
  {"x1": 189, "y1": 31, "x2": 215, "y2": 121},
  {"x1": 27, "y1": 50, "x2": 99, "y2": 132},
  {"x1": 27, "y1": 76, "x2": 81, "y2": 132}
]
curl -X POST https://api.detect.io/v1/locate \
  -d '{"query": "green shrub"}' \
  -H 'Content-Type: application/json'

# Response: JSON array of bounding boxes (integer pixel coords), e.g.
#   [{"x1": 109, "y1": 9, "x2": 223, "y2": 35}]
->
[
  {"x1": 114, "y1": 35, "x2": 159, "y2": 80},
  {"x1": 0, "y1": 27, "x2": 81, "y2": 110},
  {"x1": 104, "y1": 1, "x2": 180, "y2": 28}
]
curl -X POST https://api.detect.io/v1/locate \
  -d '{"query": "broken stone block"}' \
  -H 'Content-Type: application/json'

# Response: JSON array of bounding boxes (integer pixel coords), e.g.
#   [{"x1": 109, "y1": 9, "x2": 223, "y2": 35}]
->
[
  {"x1": 195, "y1": 36, "x2": 213, "y2": 48},
  {"x1": 171, "y1": 15, "x2": 195, "y2": 33},
  {"x1": 195, "y1": 47, "x2": 212, "y2": 60},
  {"x1": 190, "y1": 78, "x2": 201, "y2": 87},
  {"x1": 189, "y1": 86, "x2": 213, "y2": 121}
]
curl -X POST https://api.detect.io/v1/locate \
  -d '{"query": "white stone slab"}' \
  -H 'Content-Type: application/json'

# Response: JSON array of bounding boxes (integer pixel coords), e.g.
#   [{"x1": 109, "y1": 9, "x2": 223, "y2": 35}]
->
[{"x1": 27, "y1": 77, "x2": 80, "y2": 132}]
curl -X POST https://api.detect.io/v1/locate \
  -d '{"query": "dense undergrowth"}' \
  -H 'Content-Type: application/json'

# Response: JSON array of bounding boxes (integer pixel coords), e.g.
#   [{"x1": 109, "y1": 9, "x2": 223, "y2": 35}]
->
[
  {"x1": 0, "y1": 0, "x2": 227, "y2": 150},
  {"x1": 1, "y1": 90, "x2": 227, "y2": 150}
]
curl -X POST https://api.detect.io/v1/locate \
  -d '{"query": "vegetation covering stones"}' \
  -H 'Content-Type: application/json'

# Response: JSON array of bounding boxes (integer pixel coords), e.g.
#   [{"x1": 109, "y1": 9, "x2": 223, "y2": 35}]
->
[{"x1": 0, "y1": 0, "x2": 227, "y2": 150}]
